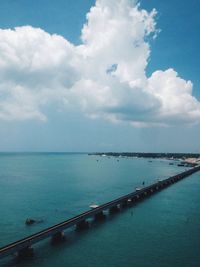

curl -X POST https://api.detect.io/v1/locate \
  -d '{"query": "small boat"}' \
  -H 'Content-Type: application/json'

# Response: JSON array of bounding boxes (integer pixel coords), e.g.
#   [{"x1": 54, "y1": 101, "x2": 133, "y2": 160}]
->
[{"x1": 25, "y1": 218, "x2": 35, "y2": 225}]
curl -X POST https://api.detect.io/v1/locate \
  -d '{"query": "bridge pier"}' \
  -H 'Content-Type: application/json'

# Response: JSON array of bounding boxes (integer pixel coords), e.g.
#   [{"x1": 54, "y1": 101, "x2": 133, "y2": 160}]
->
[
  {"x1": 51, "y1": 231, "x2": 65, "y2": 244},
  {"x1": 94, "y1": 211, "x2": 106, "y2": 221},
  {"x1": 127, "y1": 198, "x2": 133, "y2": 205},
  {"x1": 109, "y1": 205, "x2": 120, "y2": 214},
  {"x1": 132, "y1": 195, "x2": 139, "y2": 202},
  {"x1": 143, "y1": 191, "x2": 148, "y2": 197},
  {"x1": 120, "y1": 200, "x2": 128, "y2": 208},
  {"x1": 76, "y1": 220, "x2": 89, "y2": 231},
  {"x1": 15, "y1": 246, "x2": 34, "y2": 259}
]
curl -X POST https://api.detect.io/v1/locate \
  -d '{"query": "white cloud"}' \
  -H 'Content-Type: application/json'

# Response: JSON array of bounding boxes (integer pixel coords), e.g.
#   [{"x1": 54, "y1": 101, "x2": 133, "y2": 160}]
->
[
  {"x1": 0, "y1": 0, "x2": 200, "y2": 126},
  {"x1": 0, "y1": 26, "x2": 79, "y2": 120},
  {"x1": 148, "y1": 69, "x2": 200, "y2": 124}
]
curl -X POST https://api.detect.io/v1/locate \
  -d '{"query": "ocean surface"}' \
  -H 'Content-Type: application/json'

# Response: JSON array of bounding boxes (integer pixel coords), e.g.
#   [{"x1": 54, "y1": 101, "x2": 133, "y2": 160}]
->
[{"x1": 0, "y1": 153, "x2": 199, "y2": 267}]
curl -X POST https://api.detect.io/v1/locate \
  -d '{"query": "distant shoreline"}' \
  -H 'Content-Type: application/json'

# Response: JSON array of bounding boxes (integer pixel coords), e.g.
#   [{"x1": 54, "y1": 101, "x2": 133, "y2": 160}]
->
[
  {"x1": 89, "y1": 152, "x2": 200, "y2": 167},
  {"x1": 89, "y1": 152, "x2": 200, "y2": 158}
]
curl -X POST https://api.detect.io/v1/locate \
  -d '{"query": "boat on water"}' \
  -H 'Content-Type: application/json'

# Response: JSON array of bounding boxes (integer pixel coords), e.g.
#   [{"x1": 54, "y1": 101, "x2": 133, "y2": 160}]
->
[{"x1": 25, "y1": 218, "x2": 35, "y2": 225}]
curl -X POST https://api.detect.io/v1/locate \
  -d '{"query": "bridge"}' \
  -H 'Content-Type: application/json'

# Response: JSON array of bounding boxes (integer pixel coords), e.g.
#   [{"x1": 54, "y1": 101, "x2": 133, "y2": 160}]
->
[{"x1": 1, "y1": 165, "x2": 200, "y2": 260}]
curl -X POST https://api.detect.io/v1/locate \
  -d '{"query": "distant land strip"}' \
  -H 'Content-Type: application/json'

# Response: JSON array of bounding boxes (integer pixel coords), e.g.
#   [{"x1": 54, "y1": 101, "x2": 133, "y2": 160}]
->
[{"x1": 89, "y1": 152, "x2": 200, "y2": 166}]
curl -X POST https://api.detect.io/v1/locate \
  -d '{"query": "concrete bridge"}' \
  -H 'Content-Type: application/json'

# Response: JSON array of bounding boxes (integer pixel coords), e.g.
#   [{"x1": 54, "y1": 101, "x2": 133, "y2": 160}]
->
[{"x1": 1, "y1": 165, "x2": 200, "y2": 260}]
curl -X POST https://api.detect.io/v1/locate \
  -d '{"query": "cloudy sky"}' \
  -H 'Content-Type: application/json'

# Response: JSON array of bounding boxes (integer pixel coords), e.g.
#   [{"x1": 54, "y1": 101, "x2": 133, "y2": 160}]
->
[{"x1": 0, "y1": 0, "x2": 199, "y2": 152}]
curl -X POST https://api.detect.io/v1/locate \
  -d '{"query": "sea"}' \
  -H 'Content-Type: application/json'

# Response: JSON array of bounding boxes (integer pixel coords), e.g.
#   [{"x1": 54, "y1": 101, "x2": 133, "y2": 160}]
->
[{"x1": 0, "y1": 153, "x2": 199, "y2": 267}]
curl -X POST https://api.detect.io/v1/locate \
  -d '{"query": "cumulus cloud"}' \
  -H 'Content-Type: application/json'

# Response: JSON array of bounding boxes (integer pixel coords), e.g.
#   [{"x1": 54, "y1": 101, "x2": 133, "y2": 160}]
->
[{"x1": 0, "y1": 0, "x2": 199, "y2": 126}]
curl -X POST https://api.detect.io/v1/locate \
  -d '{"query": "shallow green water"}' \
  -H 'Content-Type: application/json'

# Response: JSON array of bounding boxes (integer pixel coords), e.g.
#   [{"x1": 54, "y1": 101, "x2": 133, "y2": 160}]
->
[{"x1": 0, "y1": 153, "x2": 199, "y2": 267}]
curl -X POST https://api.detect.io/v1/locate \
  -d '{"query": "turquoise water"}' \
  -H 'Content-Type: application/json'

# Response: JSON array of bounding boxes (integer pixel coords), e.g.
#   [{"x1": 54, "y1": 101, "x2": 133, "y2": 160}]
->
[{"x1": 0, "y1": 153, "x2": 199, "y2": 267}]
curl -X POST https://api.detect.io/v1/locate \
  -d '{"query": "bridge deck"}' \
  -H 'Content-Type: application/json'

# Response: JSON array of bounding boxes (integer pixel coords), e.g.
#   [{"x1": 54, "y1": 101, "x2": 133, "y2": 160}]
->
[{"x1": 1, "y1": 165, "x2": 200, "y2": 260}]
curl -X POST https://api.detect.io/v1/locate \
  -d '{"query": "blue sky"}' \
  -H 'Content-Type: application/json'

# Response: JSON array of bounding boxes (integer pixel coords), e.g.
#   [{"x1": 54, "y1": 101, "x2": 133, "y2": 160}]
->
[{"x1": 0, "y1": 0, "x2": 199, "y2": 152}]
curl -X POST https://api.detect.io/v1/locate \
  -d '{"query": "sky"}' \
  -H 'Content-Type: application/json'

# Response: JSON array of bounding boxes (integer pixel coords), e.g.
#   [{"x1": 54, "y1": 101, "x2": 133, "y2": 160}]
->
[{"x1": 0, "y1": 0, "x2": 199, "y2": 153}]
